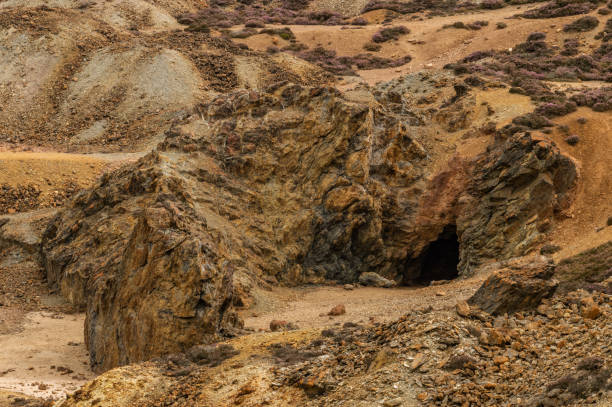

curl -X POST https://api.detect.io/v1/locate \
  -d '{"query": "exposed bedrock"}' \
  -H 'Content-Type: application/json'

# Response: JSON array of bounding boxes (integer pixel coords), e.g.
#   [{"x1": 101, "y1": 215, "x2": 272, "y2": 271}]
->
[{"x1": 41, "y1": 75, "x2": 578, "y2": 371}]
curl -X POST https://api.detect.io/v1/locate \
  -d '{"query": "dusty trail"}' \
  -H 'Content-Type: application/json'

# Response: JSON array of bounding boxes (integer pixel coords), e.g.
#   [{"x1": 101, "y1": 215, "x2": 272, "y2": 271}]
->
[{"x1": 240, "y1": 277, "x2": 486, "y2": 332}]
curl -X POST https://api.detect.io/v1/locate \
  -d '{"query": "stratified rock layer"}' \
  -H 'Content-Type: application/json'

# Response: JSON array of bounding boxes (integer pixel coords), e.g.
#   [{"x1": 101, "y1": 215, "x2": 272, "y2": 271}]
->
[{"x1": 42, "y1": 76, "x2": 578, "y2": 371}]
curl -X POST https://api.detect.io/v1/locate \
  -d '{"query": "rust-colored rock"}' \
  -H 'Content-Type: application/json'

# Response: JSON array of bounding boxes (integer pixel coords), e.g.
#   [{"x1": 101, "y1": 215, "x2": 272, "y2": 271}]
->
[
  {"x1": 328, "y1": 304, "x2": 346, "y2": 316},
  {"x1": 456, "y1": 301, "x2": 471, "y2": 317}
]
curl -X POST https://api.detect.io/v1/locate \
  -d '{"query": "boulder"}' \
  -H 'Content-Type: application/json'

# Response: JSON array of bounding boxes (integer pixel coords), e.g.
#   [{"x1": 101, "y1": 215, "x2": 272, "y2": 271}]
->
[
  {"x1": 358, "y1": 272, "x2": 396, "y2": 288},
  {"x1": 468, "y1": 256, "x2": 558, "y2": 314}
]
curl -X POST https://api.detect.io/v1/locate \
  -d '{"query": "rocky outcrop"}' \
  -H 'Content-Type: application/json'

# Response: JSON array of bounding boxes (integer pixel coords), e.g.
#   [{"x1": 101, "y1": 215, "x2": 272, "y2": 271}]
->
[
  {"x1": 42, "y1": 76, "x2": 578, "y2": 371},
  {"x1": 468, "y1": 256, "x2": 558, "y2": 314},
  {"x1": 42, "y1": 159, "x2": 243, "y2": 372},
  {"x1": 456, "y1": 133, "x2": 577, "y2": 273}
]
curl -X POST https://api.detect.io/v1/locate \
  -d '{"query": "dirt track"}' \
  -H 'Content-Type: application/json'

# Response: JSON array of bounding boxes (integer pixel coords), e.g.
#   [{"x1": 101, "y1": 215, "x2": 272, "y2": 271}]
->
[
  {"x1": 0, "y1": 312, "x2": 93, "y2": 399},
  {"x1": 240, "y1": 277, "x2": 487, "y2": 332}
]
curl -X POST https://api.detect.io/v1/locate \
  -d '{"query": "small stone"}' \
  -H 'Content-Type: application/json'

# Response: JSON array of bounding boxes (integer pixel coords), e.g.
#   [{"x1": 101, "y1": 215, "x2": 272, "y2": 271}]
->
[
  {"x1": 411, "y1": 352, "x2": 426, "y2": 371},
  {"x1": 435, "y1": 291, "x2": 446, "y2": 297},
  {"x1": 493, "y1": 355, "x2": 509, "y2": 365},
  {"x1": 383, "y1": 397, "x2": 402, "y2": 406},
  {"x1": 416, "y1": 392, "x2": 428, "y2": 401},
  {"x1": 456, "y1": 301, "x2": 471, "y2": 317},
  {"x1": 487, "y1": 328, "x2": 506, "y2": 346},
  {"x1": 328, "y1": 304, "x2": 346, "y2": 316},
  {"x1": 582, "y1": 304, "x2": 601, "y2": 319},
  {"x1": 343, "y1": 284, "x2": 354, "y2": 290},
  {"x1": 269, "y1": 320, "x2": 288, "y2": 331}
]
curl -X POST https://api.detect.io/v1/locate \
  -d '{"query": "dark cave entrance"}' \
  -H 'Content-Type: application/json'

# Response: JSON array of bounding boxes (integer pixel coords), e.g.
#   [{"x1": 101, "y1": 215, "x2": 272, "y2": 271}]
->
[{"x1": 415, "y1": 225, "x2": 460, "y2": 284}]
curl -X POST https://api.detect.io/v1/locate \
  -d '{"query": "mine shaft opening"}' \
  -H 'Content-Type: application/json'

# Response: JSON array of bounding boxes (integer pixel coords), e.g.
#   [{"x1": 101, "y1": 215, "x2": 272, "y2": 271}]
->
[{"x1": 416, "y1": 225, "x2": 460, "y2": 284}]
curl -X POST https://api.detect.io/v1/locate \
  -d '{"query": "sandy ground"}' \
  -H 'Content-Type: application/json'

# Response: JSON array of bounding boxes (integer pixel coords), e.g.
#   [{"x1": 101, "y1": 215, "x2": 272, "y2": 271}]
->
[
  {"x1": 0, "y1": 312, "x2": 94, "y2": 400},
  {"x1": 240, "y1": 276, "x2": 486, "y2": 332},
  {"x1": 0, "y1": 151, "x2": 144, "y2": 189},
  {"x1": 542, "y1": 108, "x2": 612, "y2": 260}
]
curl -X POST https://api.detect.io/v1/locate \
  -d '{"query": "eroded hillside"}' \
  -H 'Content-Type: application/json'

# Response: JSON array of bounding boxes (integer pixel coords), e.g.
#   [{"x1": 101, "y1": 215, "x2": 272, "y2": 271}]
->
[{"x1": 0, "y1": 0, "x2": 610, "y2": 406}]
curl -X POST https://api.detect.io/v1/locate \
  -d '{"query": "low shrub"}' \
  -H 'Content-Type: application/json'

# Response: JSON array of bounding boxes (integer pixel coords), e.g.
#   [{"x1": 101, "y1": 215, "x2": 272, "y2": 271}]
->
[
  {"x1": 522, "y1": 0, "x2": 598, "y2": 19},
  {"x1": 535, "y1": 101, "x2": 577, "y2": 117},
  {"x1": 570, "y1": 88, "x2": 612, "y2": 111},
  {"x1": 444, "y1": 21, "x2": 468, "y2": 29},
  {"x1": 363, "y1": 42, "x2": 382, "y2": 51},
  {"x1": 186, "y1": 23, "x2": 210, "y2": 33},
  {"x1": 564, "y1": 16, "x2": 599, "y2": 32},
  {"x1": 564, "y1": 134, "x2": 580, "y2": 145},
  {"x1": 245, "y1": 19, "x2": 265, "y2": 28},
  {"x1": 598, "y1": 7, "x2": 611, "y2": 15},
  {"x1": 372, "y1": 25, "x2": 410, "y2": 43},
  {"x1": 295, "y1": 47, "x2": 411, "y2": 75},
  {"x1": 496, "y1": 22, "x2": 508, "y2": 29},
  {"x1": 481, "y1": 0, "x2": 504, "y2": 9},
  {"x1": 512, "y1": 112, "x2": 553, "y2": 129},
  {"x1": 281, "y1": 42, "x2": 308, "y2": 52},
  {"x1": 351, "y1": 17, "x2": 368, "y2": 26},
  {"x1": 527, "y1": 32, "x2": 546, "y2": 42},
  {"x1": 444, "y1": 20, "x2": 488, "y2": 30},
  {"x1": 281, "y1": 0, "x2": 311, "y2": 10},
  {"x1": 594, "y1": 18, "x2": 612, "y2": 41},
  {"x1": 260, "y1": 27, "x2": 295, "y2": 40},
  {"x1": 180, "y1": 4, "x2": 345, "y2": 29},
  {"x1": 229, "y1": 28, "x2": 258, "y2": 38},
  {"x1": 467, "y1": 20, "x2": 489, "y2": 30},
  {"x1": 514, "y1": 39, "x2": 551, "y2": 56},
  {"x1": 561, "y1": 38, "x2": 580, "y2": 56},
  {"x1": 462, "y1": 51, "x2": 494, "y2": 63}
]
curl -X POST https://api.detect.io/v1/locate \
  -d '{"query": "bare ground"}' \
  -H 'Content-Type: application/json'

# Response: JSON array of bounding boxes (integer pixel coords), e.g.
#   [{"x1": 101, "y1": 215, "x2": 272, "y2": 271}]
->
[
  {"x1": 0, "y1": 312, "x2": 93, "y2": 400},
  {"x1": 240, "y1": 277, "x2": 487, "y2": 331}
]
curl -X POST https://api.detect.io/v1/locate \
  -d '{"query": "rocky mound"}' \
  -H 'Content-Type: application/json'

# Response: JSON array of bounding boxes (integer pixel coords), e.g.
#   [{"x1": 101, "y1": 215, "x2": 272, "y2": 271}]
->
[
  {"x1": 0, "y1": 6, "x2": 330, "y2": 151},
  {"x1": 41, "y1": 74, "x2": 578, "y2": 372}
]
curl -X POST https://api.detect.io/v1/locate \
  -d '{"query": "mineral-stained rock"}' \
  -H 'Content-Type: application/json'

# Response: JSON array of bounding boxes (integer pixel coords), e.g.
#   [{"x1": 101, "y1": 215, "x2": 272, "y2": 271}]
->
[
  {"x1": 455, "y1": 133, "x2": 577, "y2": 274},
  {"x1": 328, "y1": 304, "x2": 346, "y2": 316},
  {"x1": 42, "y1": 167, "x2": 244, "y2": 372},
  {"x1": 468, "y1": 256, "x2": 559, "y2": 314},
  {"x1": 41, "y1": 76, "x2": 578, "y2": 371},
  {"x1": 358, "y1": 272, "x2": 396, "y2": 288}
]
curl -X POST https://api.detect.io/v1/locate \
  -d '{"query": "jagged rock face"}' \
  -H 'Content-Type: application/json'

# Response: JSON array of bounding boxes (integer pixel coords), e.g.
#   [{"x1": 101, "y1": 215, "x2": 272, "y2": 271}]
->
[
  {"x1": 41, "y1": 77, "x2": 578, "y2": 371},
  {"x1": 42, "y1": 161, "x2": 243, "y2": 372},
  {"x1": 455, "y1": 132, "x2": 578, "y2": 274}
]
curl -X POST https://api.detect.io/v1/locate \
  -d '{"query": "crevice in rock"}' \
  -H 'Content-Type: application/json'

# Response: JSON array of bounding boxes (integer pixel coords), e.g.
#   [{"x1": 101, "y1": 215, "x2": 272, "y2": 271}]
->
[{"x1": 413, "y1": 225, "x2": 460, "y2": 284}]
